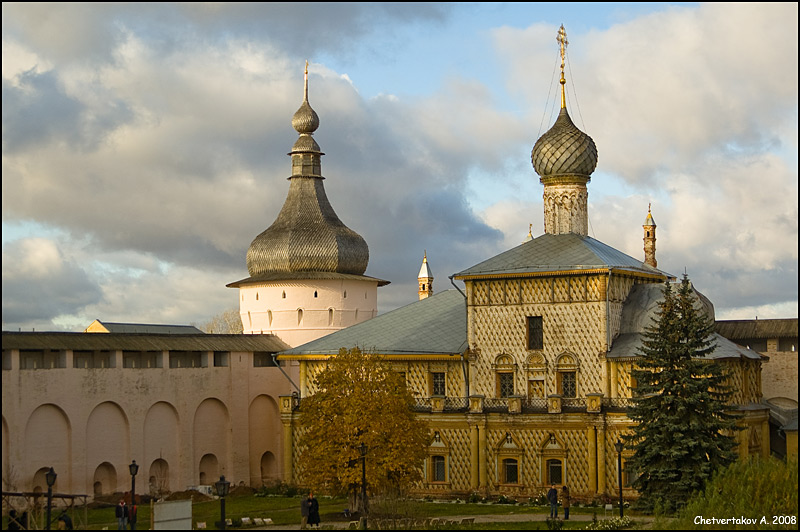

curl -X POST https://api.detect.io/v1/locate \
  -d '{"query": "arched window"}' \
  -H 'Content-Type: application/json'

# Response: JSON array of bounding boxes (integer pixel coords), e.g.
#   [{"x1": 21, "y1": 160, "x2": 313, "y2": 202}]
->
[
  {"x1": 427, "y1": 431, "x2": 450, "y2": 484},
  {"x1": 496, "y1": 432, "x2": 522, "y2": 485},
  {"x1": 297, "y1": 309, "x2": 304, "y2": 326},
  {"x1": 556, "y1": 353, "x2": 578, "y2": 398},
  {"x1": 282, "y1": 291, "x2": 286, "y2": 299},
  {"x1": 492, "y1": 354, "x2": 516, "y2": 398},
  {"x1": 328, "y1": 308, "x2": 334, "y2": 327},
  {"x1": 314, "y1": 291, "x2": 318, "y2": 298},
  {"x1": 540, "y1": 433, "x2": 567, "y2": 486}
]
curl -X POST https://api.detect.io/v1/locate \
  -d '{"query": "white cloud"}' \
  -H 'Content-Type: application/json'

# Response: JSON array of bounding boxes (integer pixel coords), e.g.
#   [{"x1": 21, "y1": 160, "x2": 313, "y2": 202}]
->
[{"x1": 1, "y1": 3, "x2": 796, "y2": 331}]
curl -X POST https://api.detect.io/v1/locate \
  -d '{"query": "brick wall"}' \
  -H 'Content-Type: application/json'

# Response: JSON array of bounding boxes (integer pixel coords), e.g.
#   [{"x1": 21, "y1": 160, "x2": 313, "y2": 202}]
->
[{"x1": 762, "y1": 350, "x2": 798, "y2": 402}]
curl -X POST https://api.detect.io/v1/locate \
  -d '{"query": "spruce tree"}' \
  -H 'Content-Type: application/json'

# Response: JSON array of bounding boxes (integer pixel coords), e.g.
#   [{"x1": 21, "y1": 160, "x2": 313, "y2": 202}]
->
[{"x1": 625, "y1": 274, "x2": 739, "y2": 513}]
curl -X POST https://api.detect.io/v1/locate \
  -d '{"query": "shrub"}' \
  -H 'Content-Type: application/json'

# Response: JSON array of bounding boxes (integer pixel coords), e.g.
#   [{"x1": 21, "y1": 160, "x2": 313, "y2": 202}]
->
[{"x1": 653, "y1": 456, "x2": 798, "y2": 530}]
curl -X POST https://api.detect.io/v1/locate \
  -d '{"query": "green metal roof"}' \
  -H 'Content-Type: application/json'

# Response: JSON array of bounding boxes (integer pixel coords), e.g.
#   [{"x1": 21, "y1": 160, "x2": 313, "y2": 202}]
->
[
  {"x1": 607, "y1": 282, "x2": 761, "y2": 361},
  {"x1": 607, "y1": 332, "x2": 762, "y2": 361},
  {"x1": 279, "y1": 289, "x2": 467, "y2": 356},
  {"x1": 454, "y1": 233, "x2": 668, "y2": 279}
]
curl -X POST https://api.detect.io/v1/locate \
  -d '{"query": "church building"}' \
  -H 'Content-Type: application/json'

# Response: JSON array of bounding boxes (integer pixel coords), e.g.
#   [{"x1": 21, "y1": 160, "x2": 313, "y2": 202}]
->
[
  {"x1": 277, "y1": 26, "x2": 771, "y2": 500},
  {"x1": 1, "y1": 28, "x2": 779, "y2": 506}
]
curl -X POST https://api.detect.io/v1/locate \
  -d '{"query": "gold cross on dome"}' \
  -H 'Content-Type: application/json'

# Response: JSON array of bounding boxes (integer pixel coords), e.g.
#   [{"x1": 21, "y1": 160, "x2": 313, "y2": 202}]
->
[
  {"x1": 557, "y1": 25, "x2": 568, "y2": 64},
  {"x1": 557, "y1": 25, "x2": 569, "y2": 108}
]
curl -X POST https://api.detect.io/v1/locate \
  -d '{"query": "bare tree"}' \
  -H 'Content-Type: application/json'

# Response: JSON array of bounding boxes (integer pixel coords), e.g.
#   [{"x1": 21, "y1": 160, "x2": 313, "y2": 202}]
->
[{"x1": 196, "y1": 308, "x2": 243, "y2": 334}]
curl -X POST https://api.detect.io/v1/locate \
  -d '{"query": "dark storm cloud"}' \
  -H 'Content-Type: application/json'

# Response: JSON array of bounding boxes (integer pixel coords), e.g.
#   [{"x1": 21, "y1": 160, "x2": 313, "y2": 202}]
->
[
  {"x1": 3, "y1": 70, "x2": 83, "y2": 151},
  {"x1": 2, "y1": 69, "x2": 133, "y2": 153},
  {"x1": 2, "y1": 3, "x2": 451, "y2": 67},
  {"x1": 2, "y1": 3, "x2": 796, "y2": 331},
  {"x1": 1, "y1": 238, "x2": 103, "y2": 326}
]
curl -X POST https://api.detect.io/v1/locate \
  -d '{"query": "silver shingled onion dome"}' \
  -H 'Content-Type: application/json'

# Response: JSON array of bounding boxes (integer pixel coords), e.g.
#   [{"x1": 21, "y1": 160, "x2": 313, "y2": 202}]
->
[
  {"x1": 531, "y1": 107, "x2": 598, "y2": 179},
  {"x1": 246, "y1": 66, "x2": 369, "y2": 277}
]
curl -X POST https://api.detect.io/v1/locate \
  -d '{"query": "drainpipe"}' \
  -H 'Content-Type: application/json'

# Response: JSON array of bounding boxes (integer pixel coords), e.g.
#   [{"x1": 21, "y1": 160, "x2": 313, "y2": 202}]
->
[
  {"x1": 606, "y1": 270, "x2": 611, "y2": 352},
  {"x1": 450, "y1": 275, "x2": 470, "y2": 399},
  {"x1": 272, "y1": 353, "x2": 301, "y2": 397}
]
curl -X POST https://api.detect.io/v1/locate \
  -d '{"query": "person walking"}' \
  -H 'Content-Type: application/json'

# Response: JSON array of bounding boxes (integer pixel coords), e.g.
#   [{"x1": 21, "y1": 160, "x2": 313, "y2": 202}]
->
[
  {"x1": 57, "y1": 510, "x2": 74, "y2": 530},
  {"x1": 547, "y1": 484, "x2": 559, "y2": 518},
  {"x1": 115, "y1": 499, "x2": 128, "y2": 530},
  {"x1": 300, "y1": 493, "x2": 311, "y2": 529},
  {"x1": 562, "y1": 485, "x2": 571, "y2": 520},
  {"x1": 308, "y1": 492, "x2": 321, "y2": 529},
  {"x1": 129, "y1": 502, "x2": 138, "y2": 530}
]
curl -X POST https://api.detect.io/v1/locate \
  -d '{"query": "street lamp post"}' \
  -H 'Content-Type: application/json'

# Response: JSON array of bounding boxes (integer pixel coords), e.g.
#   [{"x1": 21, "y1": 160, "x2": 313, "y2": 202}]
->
[
  {"x1": 359, "y1": 443, "x2": 367, "y2": 530},
  {"x1": 45, "y1": 467, "x2": 57, "y2": 531},
  {"x1": 129, "y1": 460, "x2": 139, "y2": 530},
  {"x1": 614, "y1": 441, "x2": 624, "y2": 519},
  {"x1": 215, "y1": 475, "x2": 230, "y2": 530}
]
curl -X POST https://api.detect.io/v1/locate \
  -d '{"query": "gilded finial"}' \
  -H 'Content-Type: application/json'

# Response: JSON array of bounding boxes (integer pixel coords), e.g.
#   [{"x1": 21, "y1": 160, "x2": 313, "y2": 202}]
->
[
  {"x1": 423, "y1": 250, "x2": 427, "y2": 263},
  {"x1": 557, "y1": 25, "x2": 568, "y2": 109},
  {"x1": 528, "y1": 223, "x2": 533, "y2": 237},
  {"x1": 648, "y1": 202, "x2": 651, "y2": 213},
  {"x1": 303, "y1": 60, "x2": 309, "y2": 102}
]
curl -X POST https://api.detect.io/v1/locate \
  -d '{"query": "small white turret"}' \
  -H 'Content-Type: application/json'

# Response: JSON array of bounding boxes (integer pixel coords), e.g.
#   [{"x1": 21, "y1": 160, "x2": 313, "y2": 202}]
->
[{"x1": 418, "y1": 251, "x2": 434, "y2": 300}]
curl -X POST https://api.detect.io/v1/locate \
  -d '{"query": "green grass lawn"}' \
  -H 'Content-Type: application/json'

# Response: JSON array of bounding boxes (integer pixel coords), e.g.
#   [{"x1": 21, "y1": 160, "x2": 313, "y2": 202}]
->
[{"x1": 22, "y1": 493, "x2": 645, "y2": 530}]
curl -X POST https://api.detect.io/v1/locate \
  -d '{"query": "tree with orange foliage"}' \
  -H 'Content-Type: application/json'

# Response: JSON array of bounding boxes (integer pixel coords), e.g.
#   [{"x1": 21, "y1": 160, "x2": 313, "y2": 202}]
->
[{"x1": 298, "y1": 347, "x2": 429, "y2": 513}]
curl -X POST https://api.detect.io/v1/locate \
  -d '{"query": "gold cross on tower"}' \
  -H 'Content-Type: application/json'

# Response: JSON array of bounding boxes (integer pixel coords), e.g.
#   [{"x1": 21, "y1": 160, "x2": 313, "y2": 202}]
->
[{"x1": 557, "y1": 25, "x2": 569, "y2": 108}]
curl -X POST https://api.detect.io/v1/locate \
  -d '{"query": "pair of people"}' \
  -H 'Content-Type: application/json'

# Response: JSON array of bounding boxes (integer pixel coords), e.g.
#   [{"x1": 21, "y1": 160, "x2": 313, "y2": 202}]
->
[
  {"x1": 547, "y1": 484, "x2": 571, "y2": 520},
  {"x1": 115, "y1": 499, "x2": 138, "y2": 530},
  {"x1": 300, "y1": 492, "x2": 320, "y2": 529}
]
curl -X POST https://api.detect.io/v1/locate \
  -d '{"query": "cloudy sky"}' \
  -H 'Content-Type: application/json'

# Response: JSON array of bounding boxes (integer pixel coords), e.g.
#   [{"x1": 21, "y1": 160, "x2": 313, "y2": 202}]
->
[{"x1": 2, "y1": 2, "x2": 797, "y2": 332}]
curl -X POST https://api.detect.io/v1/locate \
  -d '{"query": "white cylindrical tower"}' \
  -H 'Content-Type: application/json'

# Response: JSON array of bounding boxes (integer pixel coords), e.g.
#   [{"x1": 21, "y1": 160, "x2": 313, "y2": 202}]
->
[{"x1": 228, "y1": 63, "x2": 388, "y2": 346}]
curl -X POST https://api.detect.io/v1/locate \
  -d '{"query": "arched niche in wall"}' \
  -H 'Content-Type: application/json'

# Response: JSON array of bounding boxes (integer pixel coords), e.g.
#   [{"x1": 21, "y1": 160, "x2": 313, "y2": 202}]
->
[
  {"x1": 199, "y1": 453, "x2": 218, "y2": 485},
  {"x1": 260, "y1": 452, "x2": 277, "y2": 486},
  {"x1": 25, "y1": 404, "x2": 71, "y2": 492},
  {"x1": 193, "y1": 398, "x2": 230, "y2": 483},
  {"x1": 86, "y1": 401, "x2": 130, "y2": 494},
  {"x1": 144, "y1": 401, "x2": 180, "y2": 495},
  {"x1": 149, "y1": 458, "x2": 170, "y2": 497},
  {"x1": 92, "y1": 462, "x2": 117, "y2": 495},
  {"x1": 248, "y1": 395, "x2": 280, "y2": 487}
]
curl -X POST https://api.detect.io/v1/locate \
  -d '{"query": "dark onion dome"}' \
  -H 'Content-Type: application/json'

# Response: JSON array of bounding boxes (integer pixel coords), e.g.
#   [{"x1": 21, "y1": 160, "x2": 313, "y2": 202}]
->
[
  {"x1": 246, "y1": 65, "x2": 369, "y2": 277},
  {"x1": 531, "y1": 107, "x2": 598, "y2": 179},
  {"x1": 246, "y1": 177, "x2": 370, "y2": 276},
  {"x1": 292, "y1": 99, "x2": 319, "y2": 134}
]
